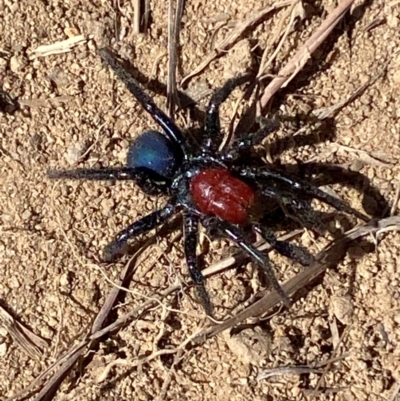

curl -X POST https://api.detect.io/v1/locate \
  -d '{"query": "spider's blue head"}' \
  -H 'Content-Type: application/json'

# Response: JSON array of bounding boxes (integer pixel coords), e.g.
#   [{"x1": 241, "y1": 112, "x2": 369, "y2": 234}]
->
[{"x1": 127, "y1": 130, "x2": 180, "y2": 179}]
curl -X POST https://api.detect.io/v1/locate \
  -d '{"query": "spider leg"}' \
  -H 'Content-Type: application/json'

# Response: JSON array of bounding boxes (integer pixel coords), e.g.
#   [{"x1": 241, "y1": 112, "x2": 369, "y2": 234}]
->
[
  {"x1": 103, "y1": 202, "x2": 179, "y2": 262},
  {"x1": 48, "y1": 167, "x2": 154, "y2": 181},
  {"x1": 252, "y1": 225, "x2": 315, "y2": 266},
  {"x1": 99, "y1": 48, "x2": 188, "y2": 157},
  {"x1": 204, "y1": 218, "x2": 292, "y2": 308},
  {"x1": 202, "y1": 75, "x2": 251, "y2": 154},
  {"x1": 239, "y1": 167, "x2": 370, "y2": 222},
  {"x1": 184, "y1": 213, "x2": 213, "y2": 315},
  {"x1": 48, "y1": 167, "x2": 171, "y2": 195}
]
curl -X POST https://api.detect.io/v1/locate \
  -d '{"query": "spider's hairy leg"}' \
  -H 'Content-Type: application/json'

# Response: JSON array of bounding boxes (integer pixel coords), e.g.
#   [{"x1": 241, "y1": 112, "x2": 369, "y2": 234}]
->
[
  {"x1": 98, "y1": 48, "x2": 188, "y2": 157},
  {"x1": 48, "y1": 167, "x2": 151, "y2": 181},
  {"x1": 205, "y1": 218, "x2": 292, "y2": 309},
  {"x1": 240, "y1": 167, "x2": 370, "y2": 222},
  {"x1": 184, "y1": 213, "x2": 213, "y2": 315},
  {"x1": 104, "y1": 202, "x2": 179, "y2": 262},
  {"x1": 203, "y1": 74, "x2": 251, "y2": 154},
  {"x1": 48, "y1": 167, "x2": 171, "y2": 195},
  {"x1": 253, "y1": 225, "x2": 315, "y2": 266}
]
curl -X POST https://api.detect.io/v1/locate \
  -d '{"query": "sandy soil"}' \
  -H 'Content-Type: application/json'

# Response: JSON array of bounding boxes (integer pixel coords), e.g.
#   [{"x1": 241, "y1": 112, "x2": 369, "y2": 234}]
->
[{"x1": 1, "y1": 0, "x2": 400, "y2": 400}]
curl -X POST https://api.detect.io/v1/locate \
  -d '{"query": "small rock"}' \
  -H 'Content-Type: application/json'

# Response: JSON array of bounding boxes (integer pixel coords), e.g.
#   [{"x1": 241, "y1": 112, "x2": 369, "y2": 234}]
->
[
  {"x1": 331, "y1": 296, "x2": 353, "y2": 324},
  {"x1": 100, "y1": 198, "x2": 114, "y2": 214},
  {"x1": 64, "y1": 141, "x2": 88, "y2": 165},
  {"x1": 0, "y1": 327, "x2": 8, "y2": 337},
  {"x1": 0, "y1": 342, "x2": 7, "y2": 356},
  {"x1": 9, "y1": 55, "x2": 26, "y2": 73},
  {"x1": 224, "y1": 326, "x2": 271, "y2": 366},
  {"x1": 10, "y1": 276, "x2": 20, "y2": 288},
  {"x1": 21, "y1": 209, "x2": 32, "y2": 220}
]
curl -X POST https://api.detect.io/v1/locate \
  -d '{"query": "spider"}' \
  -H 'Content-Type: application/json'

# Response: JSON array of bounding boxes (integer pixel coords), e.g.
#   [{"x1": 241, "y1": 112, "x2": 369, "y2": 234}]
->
[{"x1": 48, "y1": 48, "x2": 369, "y2": 315}]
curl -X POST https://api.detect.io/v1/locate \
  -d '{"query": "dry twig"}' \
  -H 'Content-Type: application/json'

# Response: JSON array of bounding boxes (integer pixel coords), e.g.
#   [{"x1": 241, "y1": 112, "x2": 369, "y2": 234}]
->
[
  {"x1": 167, "y1": 0, "x2": 185, "y2": 117},
  {"x1": 29, "y1": 36, "x2": 88, "y2": 59},
  {"x1": 181, "y1": 0, "x2": 294, "y2": 85},
  {"x1": 0, "y1": 305, "x2": 47, "y2": 360}
]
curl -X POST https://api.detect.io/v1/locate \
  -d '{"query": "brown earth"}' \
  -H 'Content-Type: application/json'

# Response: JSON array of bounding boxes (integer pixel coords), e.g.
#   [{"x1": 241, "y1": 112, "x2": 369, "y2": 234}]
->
[{"x1": 1, "y1": 0, "x2": 400, "y2": 400}]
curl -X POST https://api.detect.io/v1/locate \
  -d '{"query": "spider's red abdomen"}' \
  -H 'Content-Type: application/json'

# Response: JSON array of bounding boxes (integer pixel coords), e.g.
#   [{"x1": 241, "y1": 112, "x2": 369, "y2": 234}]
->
[{"x1": 190, "y1": 168, "x2": 255, "y2": 224}]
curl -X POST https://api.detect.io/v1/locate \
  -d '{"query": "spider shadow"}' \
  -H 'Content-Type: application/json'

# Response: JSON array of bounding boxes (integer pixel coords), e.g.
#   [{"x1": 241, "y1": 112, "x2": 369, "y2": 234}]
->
[
  {"x1": 0, "y1": 88, "x2": 20, "y2": 114},
  {"x1": 267, "y1": 113, "x2": 337, "y2": 156},
  {"x1": 255, "y1": 159, "x2": 389, "y2": 249},
  {"x1": 296, "y1": 162, "x2": 390, "y2": 217}
]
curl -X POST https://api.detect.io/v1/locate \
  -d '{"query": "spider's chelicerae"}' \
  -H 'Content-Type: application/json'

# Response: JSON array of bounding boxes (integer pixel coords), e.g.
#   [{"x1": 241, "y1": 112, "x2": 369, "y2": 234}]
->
[{"x1": 49, "y1": 48, "x2": 369, "y2": 314}]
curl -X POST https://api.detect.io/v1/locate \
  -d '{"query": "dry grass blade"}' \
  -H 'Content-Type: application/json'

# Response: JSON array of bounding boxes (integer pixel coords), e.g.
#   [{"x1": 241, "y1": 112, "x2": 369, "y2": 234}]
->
[
  {"x1": 27, "y1": 283, "x2": 183, "y2": 401},
  {"x1": 181, "y1": 0, "x2": 293, "y2": 86},
  {"x1": 257, "y1": 365, "x2": 322, "y2": 381},
  {"x1": 391, "y1": 180, "x2": 400, "y2": 216},
  {"x1": 312, "y1": 60, "x2": 389, "y2": 119},
  {"x1": 29, "y1": 36, "x2": 87, "y2": 59},
  {"x1": 91, "y1": 247, "x2": 148, "y2": 333},
  {"x1": 0, "y1": 305, "x2": 47, "y2": 360},
  {"x1": 257, "y1": 0, "x2": 305, "y2": 81},
  {"x1": 258, "y1": 0, "x2": 355, "y2": 113},
  {"x1": 193, "y1": 216, "x2": 400, "y2": 342},
  {"x1": 133, "y1": 0, "x2": 141, "y2": 34},
  {"x1": 31, "y1": 240, "x2": 157, "y2": 401},
  {"x1": 18, "y1": 96, "x2": 75, "y2": 109},
  {"x1": 142, "y1": 0, "x2": 151, "y2": 32},
  {"x1": 325, "y1": 144, "x2": 395, "y2": 168},
  {"x1": 388, "y1": 382, "x2": 400, "y2": 401},
  {"x1": 167, "y1": 0, "x2": 185, "y2": 117}
]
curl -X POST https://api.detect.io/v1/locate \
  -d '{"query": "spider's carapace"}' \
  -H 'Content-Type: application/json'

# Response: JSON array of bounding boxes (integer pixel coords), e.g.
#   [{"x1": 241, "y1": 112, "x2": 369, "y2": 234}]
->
[{"x1": 190, "y1": 168, "x2": 255, "y2": 224}]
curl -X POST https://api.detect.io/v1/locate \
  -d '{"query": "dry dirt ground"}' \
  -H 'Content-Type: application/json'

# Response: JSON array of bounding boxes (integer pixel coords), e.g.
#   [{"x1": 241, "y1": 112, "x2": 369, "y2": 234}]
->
[{"x1": 1, "y1": 0, "x2": 400, "y2": 400}]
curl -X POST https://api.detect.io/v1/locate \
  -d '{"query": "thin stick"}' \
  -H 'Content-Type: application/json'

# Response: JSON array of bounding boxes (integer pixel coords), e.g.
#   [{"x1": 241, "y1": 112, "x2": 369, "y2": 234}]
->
[
  {"x1": 167, "y1": 0, "x2": 185, "y2": 117},
  {"x1": 181, "y1": 1, "x2": 293, "y2": 86},
  {"x1": 133, "y1": 0, "x2": 141, "y2": 34}
]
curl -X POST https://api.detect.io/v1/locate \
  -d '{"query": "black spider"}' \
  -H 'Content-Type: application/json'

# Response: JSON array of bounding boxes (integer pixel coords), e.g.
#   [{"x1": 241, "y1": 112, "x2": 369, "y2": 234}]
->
[{"x1": 48, "y1": 48, "x2": 369, "y2": 315}]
